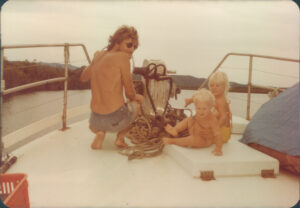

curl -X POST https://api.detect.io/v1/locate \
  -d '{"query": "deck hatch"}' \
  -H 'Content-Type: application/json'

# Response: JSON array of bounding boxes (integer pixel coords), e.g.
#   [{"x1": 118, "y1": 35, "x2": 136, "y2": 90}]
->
[
  {"x1": 200, "y1": 171, "x2": 215, "y2": 181},
  {"x1": 261, "y1": 169, "x2": 276, "y2": 178},
  {"x1": 164, "y1": 134, "x2": 279, "y2": 179}
]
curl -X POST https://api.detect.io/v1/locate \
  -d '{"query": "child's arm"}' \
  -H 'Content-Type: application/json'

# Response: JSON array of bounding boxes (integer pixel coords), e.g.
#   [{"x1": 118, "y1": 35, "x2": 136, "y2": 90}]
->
[
  {"x1": 216, "y1": 99, "x2": 230, "y2": 127},
  {"x1": 184, "y1": 97, "x2": 193, "y2": 107},
  {"x1": 212, "y1": 106, "x2": 219, "y2": 118},
  {"x1": 164, "y1": 117, "x2": 190, "y2": 137},
  {"x1": 210, "y1": 116, "x2": 223, "y2": 156}
]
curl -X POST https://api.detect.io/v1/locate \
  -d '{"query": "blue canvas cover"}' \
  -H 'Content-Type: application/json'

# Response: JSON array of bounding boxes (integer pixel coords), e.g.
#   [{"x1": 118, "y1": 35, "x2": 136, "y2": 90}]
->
[{"x1": 240, "y1": 82, "x2": 300, "y2": 156}]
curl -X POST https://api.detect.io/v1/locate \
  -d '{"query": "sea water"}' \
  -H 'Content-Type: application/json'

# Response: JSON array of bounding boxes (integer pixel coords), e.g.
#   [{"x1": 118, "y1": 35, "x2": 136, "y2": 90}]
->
[{"x1": 2, "y1": 89, "x2": 270, "y2": 136}]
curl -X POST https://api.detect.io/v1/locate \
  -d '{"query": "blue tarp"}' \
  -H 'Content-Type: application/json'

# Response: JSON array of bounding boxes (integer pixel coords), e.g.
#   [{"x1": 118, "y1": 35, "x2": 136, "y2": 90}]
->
[{"x1": 240, "y1": 82, "x2": 300, "y2": 156}]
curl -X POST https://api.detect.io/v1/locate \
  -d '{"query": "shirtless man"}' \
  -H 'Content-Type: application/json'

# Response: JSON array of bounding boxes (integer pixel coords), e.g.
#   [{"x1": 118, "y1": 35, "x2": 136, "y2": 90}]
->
[{"x1": 80, "y1": 25, "x2": 144, "y2": 149}]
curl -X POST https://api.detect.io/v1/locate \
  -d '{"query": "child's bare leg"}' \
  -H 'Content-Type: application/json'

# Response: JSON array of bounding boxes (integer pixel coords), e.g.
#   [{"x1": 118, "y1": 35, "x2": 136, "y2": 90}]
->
[
  {"x1": 163, "y1": 135, "x2": 211, "y2": 148},
  {"x1": 163, "y1": 135, "x2": 195, "y2": 147},
  {"x1": 91, "y1": 131, "x2": 105, "y2": 149},
  {"x1": 175, "y1": 117, "x2": 190, "y2": 132},
  {"x1": 162, "y1": 137, "x2": 175, "y2": 145},
  {"x1": 165, "y1": 117, "x2": 189, "y2": 137}
]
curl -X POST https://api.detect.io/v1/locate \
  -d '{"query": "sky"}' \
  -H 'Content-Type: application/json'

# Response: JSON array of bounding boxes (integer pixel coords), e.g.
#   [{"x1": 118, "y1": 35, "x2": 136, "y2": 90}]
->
[{"x1": 1, "y1": 0, "x2": 299, "y2": 87}]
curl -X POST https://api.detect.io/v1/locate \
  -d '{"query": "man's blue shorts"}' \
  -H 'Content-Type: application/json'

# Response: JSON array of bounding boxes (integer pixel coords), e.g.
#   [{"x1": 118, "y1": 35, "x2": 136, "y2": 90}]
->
[{"x1": 89, "y1": 102, "x2": 137, "y2": 132}]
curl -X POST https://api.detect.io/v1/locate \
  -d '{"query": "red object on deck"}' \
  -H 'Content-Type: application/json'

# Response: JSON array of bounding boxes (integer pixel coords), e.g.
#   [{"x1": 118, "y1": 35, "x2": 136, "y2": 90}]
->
[{"x1": 0, "y1": 173, "x2": 30, "y2": 208}]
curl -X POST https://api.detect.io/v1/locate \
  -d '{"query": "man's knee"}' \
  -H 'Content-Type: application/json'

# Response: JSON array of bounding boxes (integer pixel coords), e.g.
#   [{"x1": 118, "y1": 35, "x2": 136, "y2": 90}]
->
[
  {"x1": 89, "y1": 126, "x2": 97, "y2": 133},
  {"x1": 89, "y1": 126, "x2": 105, "y2": 135}
]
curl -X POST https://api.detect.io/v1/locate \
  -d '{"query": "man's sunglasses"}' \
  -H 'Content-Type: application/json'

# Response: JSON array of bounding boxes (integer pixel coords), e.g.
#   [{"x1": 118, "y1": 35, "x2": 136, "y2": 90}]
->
[{"x1": 126, "y1": 42, "x2": 137, "y2": 49}]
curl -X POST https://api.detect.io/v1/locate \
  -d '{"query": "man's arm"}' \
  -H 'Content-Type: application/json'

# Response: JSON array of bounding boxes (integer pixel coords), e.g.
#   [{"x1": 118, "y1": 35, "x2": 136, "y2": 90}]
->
[
  {"x1": 80, "y1": 66, "x2": 92, "y2": 82},
  {"x1": 119, "y1": 53, "x2": 136, "y2": 101}
]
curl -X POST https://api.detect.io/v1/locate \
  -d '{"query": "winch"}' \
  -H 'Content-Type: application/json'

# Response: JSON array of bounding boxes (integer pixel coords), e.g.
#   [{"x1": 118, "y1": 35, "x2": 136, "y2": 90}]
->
[{"x1": 119, "y1": 60, "x2": 190, "y2": 160}]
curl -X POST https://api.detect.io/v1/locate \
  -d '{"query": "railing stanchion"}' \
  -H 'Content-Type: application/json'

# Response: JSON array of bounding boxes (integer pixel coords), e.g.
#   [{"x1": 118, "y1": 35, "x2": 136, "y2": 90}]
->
[
  {"x1": 80, "y1": 44, "x2": 92, "y2": 64},
  {"x1": 199, "y1": 53, "x2": 231, "y2": 89},
  {"x1": 0, "y1": 48, "x2": 4, "y2": 165},
  {"x1": 246, "y1": 56, "x2": 253, "y2": 120},
  {"x1": 61, "y1": 44, "x2": 70, "y2": 130}
]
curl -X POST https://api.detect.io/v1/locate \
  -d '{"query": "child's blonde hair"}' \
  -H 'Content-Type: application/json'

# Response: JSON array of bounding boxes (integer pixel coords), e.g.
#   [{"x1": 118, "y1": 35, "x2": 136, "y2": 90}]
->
[
  {"x1": 193, "y1": 88, "x2": 215, "y2": 108},
  {"x1": 208, "y1": 71, "x2": 230, "y2": 94}
]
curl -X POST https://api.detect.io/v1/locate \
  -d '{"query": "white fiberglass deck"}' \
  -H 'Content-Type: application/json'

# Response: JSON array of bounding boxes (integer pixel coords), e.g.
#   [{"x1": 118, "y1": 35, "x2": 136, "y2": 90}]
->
[{"x1": 6, "y1": 118, "x2": 299, "y2": 207}]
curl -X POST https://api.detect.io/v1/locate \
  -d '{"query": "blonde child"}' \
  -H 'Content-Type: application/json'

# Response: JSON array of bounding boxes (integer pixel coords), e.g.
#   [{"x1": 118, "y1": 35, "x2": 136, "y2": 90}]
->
[
  {"x1": 185, "y1": 71, "x2": 232, "y2": 143},
  {"x1": 163, "y1": 89, "x2": 223, "y2": 156}
]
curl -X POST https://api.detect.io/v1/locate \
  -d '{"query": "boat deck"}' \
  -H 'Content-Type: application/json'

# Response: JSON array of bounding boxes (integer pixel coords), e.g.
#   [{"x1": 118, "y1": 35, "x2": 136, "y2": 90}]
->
[{"x1": 6, "y1": 118, "x2": 299, "y2": 207}]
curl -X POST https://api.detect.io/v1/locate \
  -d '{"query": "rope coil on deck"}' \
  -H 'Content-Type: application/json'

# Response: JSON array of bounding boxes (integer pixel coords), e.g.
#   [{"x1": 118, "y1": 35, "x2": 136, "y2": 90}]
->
[
  {"x1": 119, "y1": 115, "x2": 164, "y2": 160},
  {"x1": 119, "y1": 106, "x2": 188, "y2": 160},
  {"x1": 118, "y1": 136, "x2": 164, "y2": 160}
]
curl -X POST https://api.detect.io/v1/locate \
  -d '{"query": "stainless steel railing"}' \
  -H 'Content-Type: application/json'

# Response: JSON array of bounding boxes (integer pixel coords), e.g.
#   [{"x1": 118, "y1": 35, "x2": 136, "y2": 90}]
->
[
  {"x1": 0, "y1": 43, "x2": 91, "y2": 166},
  {"x1": 199, "y1": 52, "x2": 299, "y2": 120},
  {"x1": 1, "y1": 43, "x2": 91, "y2": 128}
]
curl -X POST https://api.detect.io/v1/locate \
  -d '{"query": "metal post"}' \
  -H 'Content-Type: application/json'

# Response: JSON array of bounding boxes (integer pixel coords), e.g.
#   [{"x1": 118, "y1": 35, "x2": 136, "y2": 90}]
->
[
  {"x1": 0, "y1": 48, "x2": 4, "y2": 165},
  {"x1": 61, "y1": 44, "x2": 69, "y2": 130},
  {"x1": 199, "y1": 53, "x2": 231, "y2": 89},
  {"x1": 80, "y1": 44, "x2": 92, "y2": 64},
  {"x1": 246, "y1": 56, "x2": 253, "y2": 120}
]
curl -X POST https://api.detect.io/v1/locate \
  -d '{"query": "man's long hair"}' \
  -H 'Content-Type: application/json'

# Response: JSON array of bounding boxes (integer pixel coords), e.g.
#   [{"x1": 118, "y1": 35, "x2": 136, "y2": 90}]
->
[{"x1": 107, "y1": 25, "x2": 139, "y2": 51}]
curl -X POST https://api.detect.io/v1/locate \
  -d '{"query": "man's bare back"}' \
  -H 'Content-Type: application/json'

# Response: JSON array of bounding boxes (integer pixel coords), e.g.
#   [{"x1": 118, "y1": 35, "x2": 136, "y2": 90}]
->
[{"x1": 81, "y1": 50, "x2": 136, "y2": 114}]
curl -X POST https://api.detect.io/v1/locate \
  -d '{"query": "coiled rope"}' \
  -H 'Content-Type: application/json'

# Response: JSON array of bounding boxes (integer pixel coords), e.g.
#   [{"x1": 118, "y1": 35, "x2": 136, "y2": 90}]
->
[{"x1": 119, "y1": 106, "x2": 188, "y2": 160}]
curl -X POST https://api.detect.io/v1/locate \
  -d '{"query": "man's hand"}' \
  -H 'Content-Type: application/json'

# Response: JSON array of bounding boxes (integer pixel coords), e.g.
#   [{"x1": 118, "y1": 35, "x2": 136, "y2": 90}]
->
[{"x1": 134, "y1": 94, "x2": 144, "y2": 104}]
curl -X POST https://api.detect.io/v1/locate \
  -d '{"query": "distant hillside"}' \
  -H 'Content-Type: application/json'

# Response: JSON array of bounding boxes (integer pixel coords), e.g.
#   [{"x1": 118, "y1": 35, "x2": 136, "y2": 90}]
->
[
  {"x1": 169, "y1": 75, "x2": 207, "y2": 89},
  {"x1": 38, "y1": 62, "x2": 80, "y2": 70},
  {"x1": 131, "y1": 74, "x2": 207, "y2": 89},
  {"x1": 132, "y1": 74, "x2": 269, "y2": 93},
  {"x1": 3, "y1": 60, "x2": 89, "y2": 97},
  {"x1": 3, "y1": 60, "x2": 271, "y2": 97}
]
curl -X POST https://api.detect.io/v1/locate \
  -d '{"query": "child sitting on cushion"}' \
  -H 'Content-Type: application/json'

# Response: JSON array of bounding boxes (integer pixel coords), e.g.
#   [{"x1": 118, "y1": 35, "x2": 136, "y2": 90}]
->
[
  {"x1": 185, "y1": 71, "x2": 232, "y2": 143},
  {"x1": 163, "y1": 89, "x2": 223, "y2": 156}
]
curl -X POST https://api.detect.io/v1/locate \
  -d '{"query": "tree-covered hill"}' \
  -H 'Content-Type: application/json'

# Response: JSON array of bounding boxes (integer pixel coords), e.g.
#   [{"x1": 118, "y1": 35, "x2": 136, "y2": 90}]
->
[
  {"x1": 2, "y1": 60, "x2": 270, "y2": 97},
  {"x1": 3, "y1": 60, "x2": 89, "y2": 96}
]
